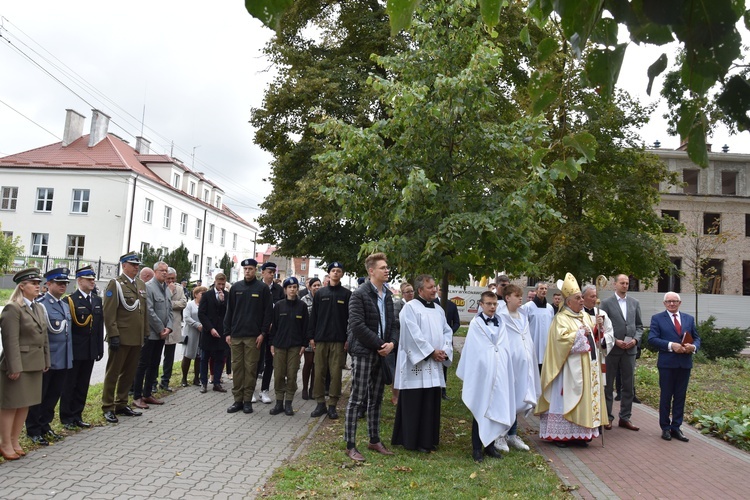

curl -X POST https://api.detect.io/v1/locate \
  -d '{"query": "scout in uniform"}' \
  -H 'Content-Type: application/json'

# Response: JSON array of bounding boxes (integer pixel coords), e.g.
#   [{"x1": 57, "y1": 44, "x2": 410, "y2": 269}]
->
[
  {"x1": 26, "y1": 267, "x2": 73, "y2": 445},
  {"x1": 101, "y1": 252, "x2": 148, "y2": 423},
  {"x1": 59, "y1": 265, "x2": 104, "y2": 429}
]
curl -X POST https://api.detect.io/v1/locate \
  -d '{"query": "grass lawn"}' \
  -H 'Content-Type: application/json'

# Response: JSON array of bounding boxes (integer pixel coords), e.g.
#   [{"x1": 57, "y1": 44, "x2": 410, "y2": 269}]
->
[
  {"x1": 264, "y1": 351, "x2": 568, "y2": 499},
  {"x1": 0, "y1": 289, "x2": 12, "y2": 306}
]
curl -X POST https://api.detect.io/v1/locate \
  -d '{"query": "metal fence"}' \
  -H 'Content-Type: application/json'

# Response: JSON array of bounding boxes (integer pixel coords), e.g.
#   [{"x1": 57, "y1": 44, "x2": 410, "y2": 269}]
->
[{"x1": 11, "y1": 255, "x2": 120, "y2": 281}]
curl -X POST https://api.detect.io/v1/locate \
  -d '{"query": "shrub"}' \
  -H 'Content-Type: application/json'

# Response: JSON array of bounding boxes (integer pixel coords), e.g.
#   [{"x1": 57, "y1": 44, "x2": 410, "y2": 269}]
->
[
  {"x1": 693, "y1": 406, "x2": 750, "y2": 451},
  {"x1": 697, "y1": 316, "x2": 748, "y2": 360}
]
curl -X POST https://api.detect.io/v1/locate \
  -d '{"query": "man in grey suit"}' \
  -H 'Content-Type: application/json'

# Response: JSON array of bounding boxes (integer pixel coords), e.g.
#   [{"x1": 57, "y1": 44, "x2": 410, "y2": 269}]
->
[
  {"x1": 599, "y1": 274, "x2": 642, "y2": 431},
  {"x1": 132, "y1": 261, "x2": 173, "y2": 408}
]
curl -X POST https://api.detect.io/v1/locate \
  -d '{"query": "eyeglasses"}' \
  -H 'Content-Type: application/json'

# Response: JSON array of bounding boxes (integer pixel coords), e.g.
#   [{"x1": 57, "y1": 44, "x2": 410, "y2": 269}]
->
[{"x1": 664, "y1": 300, "x2": 681, "y2": 304}]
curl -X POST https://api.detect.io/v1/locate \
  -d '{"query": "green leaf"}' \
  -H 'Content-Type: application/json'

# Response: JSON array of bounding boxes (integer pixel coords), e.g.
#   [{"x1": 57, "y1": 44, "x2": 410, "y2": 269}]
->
[
  {"x1": 386, "y1": 0, "x2": 421, "y2": 35},
  {"x1": 556, "y1": 0, "x2": 604, "y2": 58},
  {"x1": 532, "y1": 90, "x2": 557, "y2": 115},
  {"x1": 536, "y1": 37, "x2": 559, "y2": 64},
  {"x1": 686, "y1": 112, "x2": 709, "y2": 168},
  {"x1": 562, "y1": 132, "x2": 597, "y2": 162},
  {"x1": 716, "y1": 76, "x2": 750, "y2": 132},
  {"x1": 646, "y1": 54, "x2": 668, "y2": 96},
  {"x1": 479, "y1": 0, "x2": 507, "y2": 28},
  {"x1": 551, "y1": 157, "x2": 581, "y2": 181},
  {"x1": 244, "y1": 0, "x2": 294, "y2": 32},
  {"x1": 590, "y1": 17, "x2": 618, "y2": 47},
  {"x1": 584, "y1": 44, "x2": 627, "y2": 98},
  {"x1": 519, "y1": 25, "x2": 531, "y2": 47}
]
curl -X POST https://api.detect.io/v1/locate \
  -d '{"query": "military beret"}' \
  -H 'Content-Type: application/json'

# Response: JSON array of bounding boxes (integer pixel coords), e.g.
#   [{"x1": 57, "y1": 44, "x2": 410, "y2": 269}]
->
[
  {"x1": 241, "y1": 258, "x2": 258, "y2": 267},
  {"x1": 282, "y1": 276, "x2": 299, "y2": 288},
  {"x1": 261, "y1": 262, "x2": 277, "y2": 271},
  {"x1": 327, "y1": 261, "x2": 343, "y2": 273}
]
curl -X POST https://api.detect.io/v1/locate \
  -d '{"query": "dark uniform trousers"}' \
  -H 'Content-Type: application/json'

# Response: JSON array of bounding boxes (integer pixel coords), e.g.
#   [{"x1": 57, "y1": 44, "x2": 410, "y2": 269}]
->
[
  {"x1": 313, "y1": 342, "x2": 345, "y2": 405},
  {"x1": 102, "y1": 344, "x2": 141, "y2": 412},
  {"x1": 60, "y1": 359, "x2": 96, "y2": 424},
  {"x1": 231, "y1": 337, "x2": 261, "y2": 403},
  {"x1": 133, "y1": 338, "x2": 165, "y2": 399},
  {"x1": 273, "y1": 347, "x2": 301, "y2": 401},
  {"x1": 26, "y1": 369, "x2": 67, "y2": 436}
]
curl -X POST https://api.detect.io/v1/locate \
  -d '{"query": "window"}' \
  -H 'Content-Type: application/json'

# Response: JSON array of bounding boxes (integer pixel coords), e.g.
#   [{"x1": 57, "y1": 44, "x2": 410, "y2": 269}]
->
[
  {"x1": 71, "y1": 189, "x2": 90, "y2": 214},
  {"x1": 195, "y1": 219, "x2": 202, "y2": 239},
  {"x1": 192, "y1": 254, "x2": 199, "y2": 273},
  {"x1": 721, "y1": 171, "x2": 737, "y2": 195},
  {"x1": 661, "y1": 210, "x2": 680, "y2": 233},
  {"x1": 172, "y1": 173, "x2": 181, "y2": 189},
  {"x1": 658, "y1": 257, "x2": 681, "y2": 293},
  {"x1": 216, "y1": 195, "x2": 222, "y2": 208},
  {"x1": 746, "y1": 214, "x2": 750, "y2": 237},
  {"x1": 683, "y1": 169, "x2": 699, "y2": 194},
  {"x1": 66, "y1": 235, "x2": 85, "y2": 258},
  {"x1": 301, "y1": 262, "x2": 307, "y2": 271},
  {"x1": 206, "y1": 256, "x2": 213, "y2": 275},
  {"x1": 627, "y1": 275, "x2": 639, "y2": 292},
  {"x1": 3, "y1": 231, "x2": 13, "y2": 239},
  {"x1": 203, "y1": 189, "x2": 210, "y2": 202},
  {"x1": 189, "y1": 182, "x2": 196, "y2": 196},
  {"x1": 702, "y1": 259, "x2": 723, "y2": 294},
  {"x1": 208, "y1": 224, "x2": 215, "y2": 243},
  {"x1": 220, "y1": 228, "x2": 226, "y2": 246},
  {"x1": 233, "y1": 233, "x2": 237, "y2": 250},
  {"x1": 743, "y1": 261, "x2": 750, "y2": 296},
  {"x1": 1, "y1": 186, "x2": 18, "y2": 211},
  {"x1": 144, "y1": 198, "x2": 154, "y2": 223},
  {"x1": 31, "y1": 233, "x2": 49, "y2": 255},
  {"x1": 36, "y1": 188, "x2": 54, "y2": 212},
  {"x1": 141, "y1": 242, "x2": 150, "y2": 254},
  {"x1": 180, "y1": 213, "x2": 188, "y2": 234},
  {"x1": 163, "y1": 206, "x2": 172, "y2": 229},
  {"x1": 160, "y1": 246, "x2": 169, "y2": 255},
  {"x1": 703, "y1": 213, "x2": 721, "y2": 234}
]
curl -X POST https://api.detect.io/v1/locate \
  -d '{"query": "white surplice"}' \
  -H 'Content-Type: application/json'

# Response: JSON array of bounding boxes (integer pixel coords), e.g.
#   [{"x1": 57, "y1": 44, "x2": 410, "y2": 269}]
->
[
  {"x1": 499, "y1": 308, "x2": 541, "y2": 417},
  {"x1": 395, "y1": 299, "x2": 453, "y2": 390},
  {"x1": 457, "y1": 315, "x2": 515, "y2": 447},
  {"x1": 522, "y1": 301, "x2": 555, "y2": 365}
]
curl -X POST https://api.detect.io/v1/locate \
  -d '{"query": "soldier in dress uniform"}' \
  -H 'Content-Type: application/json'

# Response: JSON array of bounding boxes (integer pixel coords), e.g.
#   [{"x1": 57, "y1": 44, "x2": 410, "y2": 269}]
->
[
  {"x1": 59, "y1": 265, "x2": 104, "y2": 429},
  {"x1": 101, "y1": 251, "x2": 148, "y2": 424},
  {"x1": 26, "y1": 267, "x2": 73, "y2": 445}
]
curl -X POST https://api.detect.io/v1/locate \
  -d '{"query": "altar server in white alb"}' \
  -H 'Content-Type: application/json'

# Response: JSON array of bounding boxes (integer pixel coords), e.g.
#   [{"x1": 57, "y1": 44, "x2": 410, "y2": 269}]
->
[
  {"x1": 521, "y1": 281, "x2": 555, "y2": 373},
  {"x1": 391, "y1": 274, "x2": 453, "y2": 453},
  {"x1": 495, "y1": 284, "x2": 541, "y2": 453},
  {"x1": 457, "y1": 291, "x2": 515, "y2": 462}
]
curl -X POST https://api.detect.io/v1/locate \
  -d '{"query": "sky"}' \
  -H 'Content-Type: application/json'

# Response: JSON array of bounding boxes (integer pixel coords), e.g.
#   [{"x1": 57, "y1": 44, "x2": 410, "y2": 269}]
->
[{"x1": 1, "y1": 2, "x2": 748, "y2": 228}]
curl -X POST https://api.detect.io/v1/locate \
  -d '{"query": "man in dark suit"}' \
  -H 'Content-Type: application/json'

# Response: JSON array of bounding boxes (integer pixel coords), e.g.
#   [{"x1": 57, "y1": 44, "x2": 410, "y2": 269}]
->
[
  {"x1": 101, "y1": 251, "x2": 148, "y2": 423},
  {"x1": 198, "y1": 273, "x2": 229, "y2": 393},
  {"x1": 648, "y1": 292, "x2": 700, "y2": 442},
  {"x1": 435, "y1": 285, "x2": 460, "y2": 400},
  {"x1": 60, "y1": 265, "x2": 104, "y2": 430},
  {"x1": 599, "y1": 274, "x2": 643, "y2": 431}
]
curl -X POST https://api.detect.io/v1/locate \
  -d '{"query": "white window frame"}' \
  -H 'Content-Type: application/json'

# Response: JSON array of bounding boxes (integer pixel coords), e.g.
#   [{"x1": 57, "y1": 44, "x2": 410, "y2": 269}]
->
[
  {"x1": 233, "y1": 233, "x2": 237, "y2": 250},
  {"x1": 36, "y1": 188, "x2": 54, "y2": 212},
  {"x1": 195, "y1": 219, "x2": 202, "y2": 239},
  {"x1": 203, "y1": 188, "x2": 210, "y2": 202},
  {"x1": 192, "y1": 254, "x2": 199, "y2": 273},
  {"x1": 216, "y1": 195, "x2": 222, "y2": 208},
  {"x1": 208, "y1": 223, "x2": 215, "y2": 243},
  {"x1": 71, "y1": 189, "x2": 90, "y2": 214},
  {"x1": 1, "y1": 186, "x2": 18, "y2": 211},
  {"x1": 163, "y1": 206, "x2": 172, "y2": 229},
  {"x1": 141, "y1": 242, "x2": 150, "y2": 254},
  {"x1": 189, "y1": 181, "x2": 196, "y2": 196},
  {"x1": 172, "y1": 173, "x2": 182, "y2": 189},
  {"x1": 206, "y1": 256, "x2": 213, "y2": 275},
  {"x1": 66, "y1": 234, "x2": 85, "y2": 258},
  {"x1": 144, "y1": 198, "x2": 154, "y2": 223},
  {"x1": 220, "y1": 228, "x2": 226, "y2": 246},
  {"x1": 180, "y1": 213, "x2": 188, "y2": 234},
  {"x1": 31, "y1": 232, "x2": 49, "y2": 255}
]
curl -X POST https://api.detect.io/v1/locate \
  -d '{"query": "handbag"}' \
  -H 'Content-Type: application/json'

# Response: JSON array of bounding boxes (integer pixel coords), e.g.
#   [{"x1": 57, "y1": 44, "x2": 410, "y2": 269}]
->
[{"x1": 381, "y1": 351, "x2": 397, "y2": 385}]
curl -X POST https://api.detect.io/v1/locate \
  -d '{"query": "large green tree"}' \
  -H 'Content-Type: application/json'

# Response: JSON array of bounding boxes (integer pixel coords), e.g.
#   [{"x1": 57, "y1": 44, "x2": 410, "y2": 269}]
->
[
  {"x1": 166, "y1": 243, "x2": 192, "y2": 283},
  {"x1": 251, "y1": 0, "x2": 404, "y2": 270},
  {"x1": 248, "y1": 0, "x2": 750, "y2": 168},
  {"x1": 313, "y1": 0, "x2": 575, "y2": 295}
]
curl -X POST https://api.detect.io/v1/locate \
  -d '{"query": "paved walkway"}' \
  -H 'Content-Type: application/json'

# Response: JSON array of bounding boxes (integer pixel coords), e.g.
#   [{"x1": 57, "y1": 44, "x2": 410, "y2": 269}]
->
[
  {"x1": 0, "y1": 377, "x2": 326, "y2": 499},
  {"x1": 520, "y1": 394, "x2": 750, "y2": 499}
]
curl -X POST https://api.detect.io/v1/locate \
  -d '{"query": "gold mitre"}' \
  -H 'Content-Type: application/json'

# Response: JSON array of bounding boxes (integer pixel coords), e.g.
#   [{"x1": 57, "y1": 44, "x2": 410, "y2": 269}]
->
[{"x1": 557, "y1": 272, "x2": 580, "y2": 299}]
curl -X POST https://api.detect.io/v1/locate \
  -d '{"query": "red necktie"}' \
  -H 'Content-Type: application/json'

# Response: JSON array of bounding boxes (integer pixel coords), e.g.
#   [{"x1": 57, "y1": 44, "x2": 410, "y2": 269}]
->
[{"x1": 673, "y1": 314, "x2": 681, "y2": 335}]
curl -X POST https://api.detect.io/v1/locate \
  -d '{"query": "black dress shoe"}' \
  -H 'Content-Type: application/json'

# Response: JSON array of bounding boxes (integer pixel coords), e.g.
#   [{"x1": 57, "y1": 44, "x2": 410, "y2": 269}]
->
[
  {"x1": 243, "y1": 402, "x2": 254, "y2": 414},
  {"x1": 74, "y1": 420, "x2": 92, "y2": 428},
  {"x1": 200, "y1": 384, "x2": 208, "y2": 394},
  {"x1": 614, "y1": 394, "x2": 621, "y2": 401},
  {"x1": 484, "y1": 446, "x2": 503, "y2": 459},
  {"x1": 472, "y1": 449, "x2": 484, "y2": 463},
  {"x1": 45, "y1": 430, "x2": 64, "y2": 441},
  {"x1": 441, "y1": 389, "x2": 450, "y2": 400},
  {"x1": 227, "y1": 401, "x2": 244, "y2": 413},
  {"x1": 327, "y1": 405, "x2": 339, "y2": 420},
  {"x1": 310, "y1": 403, "x2": 327, "y2": 418},
  {"x1": 29, "y1": 435, "x2": 49, "y2": 446},
  {"x1": 115, "y1": 406, "x2": 142, "y2": 417},
  {"x1": 103, "y1": 411, "x2": 119, "y2": 424},
  {"x1": 670, "y1": 429, "x2": 689, "y2": 442},
  {"x1": 632, "y1": 396, "x2": 641, "y2": 404},
  {"x1": 661, "y1": 430, "x2": 672, "y2": 441}
]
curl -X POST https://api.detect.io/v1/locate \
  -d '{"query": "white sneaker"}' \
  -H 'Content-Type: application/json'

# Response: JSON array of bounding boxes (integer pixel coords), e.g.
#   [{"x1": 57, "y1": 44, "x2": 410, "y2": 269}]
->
[
  {"x1": 494, "y1": 436, "x2": 509, "y2": 453},
  {"x1": 251, "y1": 394, "x2": 257, "y2": 403},
  {"x1": 260, "y1": 390, "x2": 272, "y2": 404},
  {"x1": 507, "y1": 435, "x2": 530, "y2": 451}
]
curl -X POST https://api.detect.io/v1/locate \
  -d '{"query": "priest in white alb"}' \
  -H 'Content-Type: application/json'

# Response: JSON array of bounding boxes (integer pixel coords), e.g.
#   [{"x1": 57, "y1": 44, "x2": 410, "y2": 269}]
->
[
  {"x1": 536, "y1": 273, "x2": 606, "y2": 447},
  {"x1": 521, "y1": 281, "x2": 555, "y2": 372},
  {"x1": 457, "y1": 290, "x2": 514, "y2": 462},
  {"x1": 391, "y1": 274, "x2": 453, "y2": 453}
]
